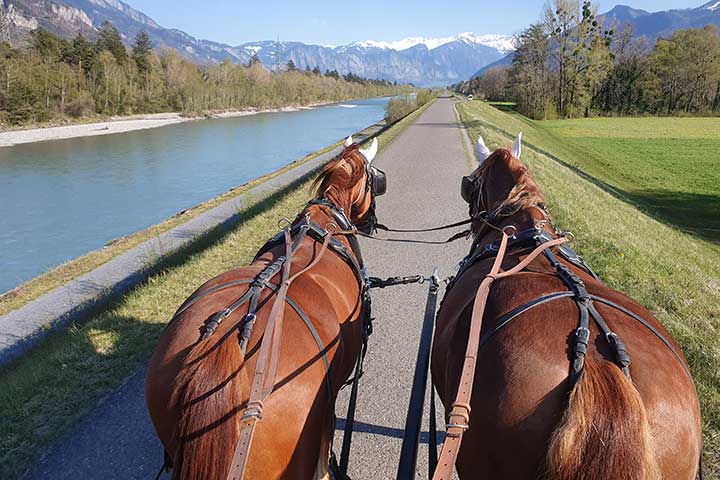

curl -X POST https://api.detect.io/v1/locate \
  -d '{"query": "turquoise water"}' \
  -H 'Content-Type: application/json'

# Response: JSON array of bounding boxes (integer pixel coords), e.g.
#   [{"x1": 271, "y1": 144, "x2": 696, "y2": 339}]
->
[{"x1": 0, "y1": 97, "x2": 390, "y2": 294}]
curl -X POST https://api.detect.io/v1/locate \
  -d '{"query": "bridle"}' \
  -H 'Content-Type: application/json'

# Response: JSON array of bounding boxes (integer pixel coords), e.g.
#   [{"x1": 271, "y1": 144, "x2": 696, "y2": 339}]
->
[
  {"x1": 351, "y1": 148, "x2": 387, "y2": 235},
  {"x1": 461, "y1": 170, "x2": 559, "y2": 248}
]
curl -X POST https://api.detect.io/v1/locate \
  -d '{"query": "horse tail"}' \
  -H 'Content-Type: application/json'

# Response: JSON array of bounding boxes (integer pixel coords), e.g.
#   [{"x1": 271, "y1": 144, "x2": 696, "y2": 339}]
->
[
  {"x1": 171, "y1": 336, "x2": 245, "y2": 480},
  {"x1": 546, "y1": 359, "x2": 660, "y2": 480}
]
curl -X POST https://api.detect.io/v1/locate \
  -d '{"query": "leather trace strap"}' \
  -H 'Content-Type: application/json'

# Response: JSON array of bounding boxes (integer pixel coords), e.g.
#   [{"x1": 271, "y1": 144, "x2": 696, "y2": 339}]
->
[
  {"x1": 227, "y1": 228, "x2": 335, "y2": 480},
  {"x1": 433, "y1": 232, "x2": 568, "y2": 480}
]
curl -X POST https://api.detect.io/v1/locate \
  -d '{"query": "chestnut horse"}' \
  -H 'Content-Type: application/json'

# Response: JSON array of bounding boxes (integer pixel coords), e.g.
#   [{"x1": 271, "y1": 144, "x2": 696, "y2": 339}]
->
[
  {"x1": 146, "y1": 137, "x2": 383, "y2": 479},
  {"x1": 431, "y1": 134, "x2": 702, "y2": 479}
]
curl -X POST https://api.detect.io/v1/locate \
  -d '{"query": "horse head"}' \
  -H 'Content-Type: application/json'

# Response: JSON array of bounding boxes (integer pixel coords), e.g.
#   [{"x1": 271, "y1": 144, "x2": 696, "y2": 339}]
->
[
  {"x1": 461, "y1": 132, "x2": 548, "y2": 242},
  {"x1": 313, "y1": 136, "x2": 385, "y2": 233}
]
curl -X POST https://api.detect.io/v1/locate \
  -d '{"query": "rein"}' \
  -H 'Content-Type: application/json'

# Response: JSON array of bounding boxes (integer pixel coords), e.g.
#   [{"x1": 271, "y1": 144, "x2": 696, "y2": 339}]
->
[{"x1": 332, "y1": 218, "x2": 473, "y2": 246}]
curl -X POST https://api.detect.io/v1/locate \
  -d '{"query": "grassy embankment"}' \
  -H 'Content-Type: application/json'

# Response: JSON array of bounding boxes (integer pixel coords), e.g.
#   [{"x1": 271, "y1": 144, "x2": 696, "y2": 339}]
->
[
  {"x1": 0, "y1": 99, "x2": 435, "y2": 479},
  {"x1": 459, "y1": 101, "x2": 719, "y2": 477}
]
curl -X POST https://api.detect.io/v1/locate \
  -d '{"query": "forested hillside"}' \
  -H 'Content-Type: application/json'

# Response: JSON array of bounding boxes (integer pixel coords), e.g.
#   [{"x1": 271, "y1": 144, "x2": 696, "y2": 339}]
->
[
  {"x1": 0, "y1": 22, "x2": 403, "y2": 127},
  {"x1": 456, "y1": 0, "x2": 720, "y2": 118}
]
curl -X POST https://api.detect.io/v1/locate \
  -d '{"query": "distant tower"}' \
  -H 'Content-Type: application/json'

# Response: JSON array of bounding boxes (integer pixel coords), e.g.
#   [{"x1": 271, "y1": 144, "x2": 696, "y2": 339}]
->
[
  {"x1": 0, "y1": 1, "x2": 10, "y2": 45},
  {"x1": 272, "y1": 35, "x2": 283, "y2": 72}
]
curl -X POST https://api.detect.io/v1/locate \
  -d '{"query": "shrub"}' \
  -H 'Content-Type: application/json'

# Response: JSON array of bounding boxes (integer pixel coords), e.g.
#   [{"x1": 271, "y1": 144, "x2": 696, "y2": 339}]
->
[
  {"x1": 385, "y1": 97, "x2": 416, "y2": 123},
  {"x1": 65, "y1": 94, "x2": 96, "y2": 118}
]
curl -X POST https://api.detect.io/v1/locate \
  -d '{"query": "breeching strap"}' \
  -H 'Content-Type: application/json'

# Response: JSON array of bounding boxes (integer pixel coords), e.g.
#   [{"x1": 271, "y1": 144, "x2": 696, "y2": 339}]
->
[
  {"x1": 432, "y1": 232, "x2": 568, "y2": 480},
  {"x1": 227, "y1": 227, "x2": 335, "y2": 480}
]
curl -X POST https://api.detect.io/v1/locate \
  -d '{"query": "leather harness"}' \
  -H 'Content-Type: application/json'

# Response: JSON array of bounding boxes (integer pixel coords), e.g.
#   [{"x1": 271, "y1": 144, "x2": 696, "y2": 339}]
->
[
  {"x1": 432, "y1": 226, "x2": 694, "y2": 479},
  {"x1": 169, "y1": 198, "x2": 371, "y2": 480}
]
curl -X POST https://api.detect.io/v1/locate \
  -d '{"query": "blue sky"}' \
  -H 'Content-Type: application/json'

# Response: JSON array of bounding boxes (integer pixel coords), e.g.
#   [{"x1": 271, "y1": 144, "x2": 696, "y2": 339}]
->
[{"x1": 127, "y1": 0, "x2": 706, "y2": 46}]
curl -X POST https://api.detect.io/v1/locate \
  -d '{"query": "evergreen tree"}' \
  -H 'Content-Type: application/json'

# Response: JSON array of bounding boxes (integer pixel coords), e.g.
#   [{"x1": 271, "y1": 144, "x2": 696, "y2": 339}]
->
[
  {"x1": 30, "y1": 28, "x2": 64, "y2": 62},
  {"x1": 68, "y1": 33, "x2": 96, "y2": 76},
  {"x1": 132, "y1": 31, "x2": 152, "y2": 76},
  {"x1": 97, "y1": 21, "x2": 128, "y2": 65}
]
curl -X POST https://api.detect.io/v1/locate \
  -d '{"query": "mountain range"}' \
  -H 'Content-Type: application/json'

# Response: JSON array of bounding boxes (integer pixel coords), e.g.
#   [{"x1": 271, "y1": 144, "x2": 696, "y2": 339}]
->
[
  {"x1": 602, "y1": 1, "x2": 720, "y2": 39},
  {"x1": 3, "y1": 0, "x2": 513, "y2": 85},
  {"x1": 4, "y1": 0, "x2": 720, "y2": 86}
]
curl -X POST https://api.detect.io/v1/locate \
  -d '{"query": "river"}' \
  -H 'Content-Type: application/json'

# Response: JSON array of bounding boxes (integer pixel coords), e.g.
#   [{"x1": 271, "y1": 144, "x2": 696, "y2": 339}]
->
[{"x1": 0, "y1": 96, "x2": 391, "y2": 294}]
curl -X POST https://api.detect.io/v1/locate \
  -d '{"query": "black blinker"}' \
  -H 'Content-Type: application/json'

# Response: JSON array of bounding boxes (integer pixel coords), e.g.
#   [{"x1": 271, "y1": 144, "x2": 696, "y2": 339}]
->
[
  {"x1": 461, "y1": 176, "x2": 475, "y2": 203},
  {"x1": 371, "y1": 167, "x2": 387, "y2": 196}
]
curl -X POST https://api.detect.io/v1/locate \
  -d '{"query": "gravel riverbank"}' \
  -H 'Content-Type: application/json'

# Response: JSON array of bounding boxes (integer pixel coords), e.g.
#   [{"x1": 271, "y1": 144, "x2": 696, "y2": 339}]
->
[{"x1": 0, "y1": 102, "x2": 339, "y2": 147}]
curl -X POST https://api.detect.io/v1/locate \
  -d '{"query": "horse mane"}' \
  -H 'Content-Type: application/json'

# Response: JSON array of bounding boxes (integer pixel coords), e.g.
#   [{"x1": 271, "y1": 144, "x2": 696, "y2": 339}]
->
[
  {"x1": 311, "y1": 145, "x2": 366, "y2": 198},
  {"x1": 479, "y1": 148, "x2": 546, "y2": 217}
]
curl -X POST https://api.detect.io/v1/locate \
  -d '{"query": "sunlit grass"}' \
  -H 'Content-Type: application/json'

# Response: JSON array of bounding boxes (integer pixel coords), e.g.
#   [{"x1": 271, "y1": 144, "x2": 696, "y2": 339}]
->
[{"x1": 460, "y1": 101, "x2": 720, "y2": 478}]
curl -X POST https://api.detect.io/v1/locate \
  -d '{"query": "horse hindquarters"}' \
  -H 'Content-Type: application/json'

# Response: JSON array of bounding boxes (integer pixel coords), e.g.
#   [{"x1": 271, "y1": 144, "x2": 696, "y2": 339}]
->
[
  {"x1": 170, "y1": 336, "x2": 245, "y2": 480},
  {"x1": 546, "y1": 359, "x2": 660, "y2": 480}
]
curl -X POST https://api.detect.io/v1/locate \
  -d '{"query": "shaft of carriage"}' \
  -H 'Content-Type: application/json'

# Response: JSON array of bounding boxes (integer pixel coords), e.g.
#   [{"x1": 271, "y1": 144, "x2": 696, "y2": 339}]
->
[{"x1": 397, "y1": 268, "x2": 440, "y2": 480}]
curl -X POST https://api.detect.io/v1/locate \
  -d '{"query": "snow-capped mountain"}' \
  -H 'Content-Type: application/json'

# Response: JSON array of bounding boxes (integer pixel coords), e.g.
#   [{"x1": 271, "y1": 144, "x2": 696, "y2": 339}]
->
[
  {"x1": 235, "y1": 34, "x2": 512, "y2": 86},
  {"x1": 702, "y1": 0, "x2": 720, "y2": 11},
  {"x1": 348, "y1": 33, "x2": 515, "y2": 54},
  {"x1": 4, "y1": 0, "x2": 514, "y2": 85}
]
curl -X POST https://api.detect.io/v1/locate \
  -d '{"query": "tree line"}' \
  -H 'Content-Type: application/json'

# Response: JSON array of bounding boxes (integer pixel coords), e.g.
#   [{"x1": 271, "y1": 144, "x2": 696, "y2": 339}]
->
[
  {"x1": 454, "y1": 0, "x2": 720, "y2": 119},
  {"x1": 0, "y1": 22, "x2": 405, "y2": 126}
]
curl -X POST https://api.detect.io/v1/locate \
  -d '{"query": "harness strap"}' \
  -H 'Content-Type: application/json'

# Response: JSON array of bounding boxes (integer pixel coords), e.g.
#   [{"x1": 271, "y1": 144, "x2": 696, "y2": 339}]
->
[
  {"x1": 374, "y1": 218, "x2": 473, "y2": 233},
  {"x1": 227, "y1": 229, "x2": 335, "y2": 480},
  {"x1": 454, "y1": 228, "x2": 597, "y2": 288},
  {"x1": 433, "y1": 233, "x2": 568, "y2": 480},
  {"x1": 543, "y1": 248, "x2": 634, "y2": 380},
  {"x1": 478, "y1": 291, "x2": 576, "y2": 348},
  {"x1": 256, "y1": 220, "x2": 366, "y2": 288},
  {"x1": 588, "y1": 294, "x2": 693, "y2": 380}
]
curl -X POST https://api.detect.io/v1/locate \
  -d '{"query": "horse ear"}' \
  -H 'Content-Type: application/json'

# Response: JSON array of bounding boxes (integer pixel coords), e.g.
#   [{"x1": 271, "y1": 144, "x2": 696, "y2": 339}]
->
[
  {"x1": 345, "y1": 136, "x2": 353, "y2": 147},
  {"x1": 512, "y1": 132, "x2": 522, "y2": 159},
  {"x1": 359, "y1": 138, "x2": 378, "y2": 164},
  {"x1": 477, "y1": 136, "x2": 491, "y2": 162}
]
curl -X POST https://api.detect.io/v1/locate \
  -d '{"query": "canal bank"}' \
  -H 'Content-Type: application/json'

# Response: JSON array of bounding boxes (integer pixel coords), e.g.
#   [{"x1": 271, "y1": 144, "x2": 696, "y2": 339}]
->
[{"x1": 0, "y1": 100, "x2": 435, "y2": 479}]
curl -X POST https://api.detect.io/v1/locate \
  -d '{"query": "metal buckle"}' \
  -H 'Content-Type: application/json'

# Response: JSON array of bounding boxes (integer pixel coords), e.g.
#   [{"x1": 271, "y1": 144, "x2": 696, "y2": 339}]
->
[
  {"x1": 503, "y1": 225, "x2": 518, "y2": 238},
  {"x1": 446, "y1": 423, "x2": 470, "y2": 432},
  {"x1": 242, "y1": 410, "x2": 262, "y2": 421}
]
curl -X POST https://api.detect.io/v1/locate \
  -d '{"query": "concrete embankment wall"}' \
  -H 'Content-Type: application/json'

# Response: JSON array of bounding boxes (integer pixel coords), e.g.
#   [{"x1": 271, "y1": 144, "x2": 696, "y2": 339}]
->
[{"x1": 0, "y1": 122, "x2": 383, "y2": 367}]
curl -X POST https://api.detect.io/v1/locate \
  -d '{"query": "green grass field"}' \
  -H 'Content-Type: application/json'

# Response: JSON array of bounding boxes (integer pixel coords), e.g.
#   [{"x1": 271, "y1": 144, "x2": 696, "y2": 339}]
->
[
  {"x1": 0, "y1": 100, "x2": 434, "y2": 479},
  {"x1": 483, "y1": 109, "x2": 720, "y2": 246},
  {"x1": 460, "y1": 101, "x2": 720, "y2": 478}
]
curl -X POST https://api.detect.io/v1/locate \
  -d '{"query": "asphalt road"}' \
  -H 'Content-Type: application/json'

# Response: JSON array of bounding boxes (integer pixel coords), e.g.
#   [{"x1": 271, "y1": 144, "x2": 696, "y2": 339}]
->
[
  {"x1": 25, "y1": 96, "x2": 474, "y2": 480},
  {"x1": 332, "y1": 96, "x2": 471, "y2": 479}
]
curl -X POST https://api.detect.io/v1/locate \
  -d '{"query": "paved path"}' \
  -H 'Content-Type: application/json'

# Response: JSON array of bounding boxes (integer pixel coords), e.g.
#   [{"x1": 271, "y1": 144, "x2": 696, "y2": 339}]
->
[
  {"x1": 333, "y1": 96, "x2": 471, "y2": 478},
  {"x1": 26, "y1": 96, "x2": 473, "y2": 479}
]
